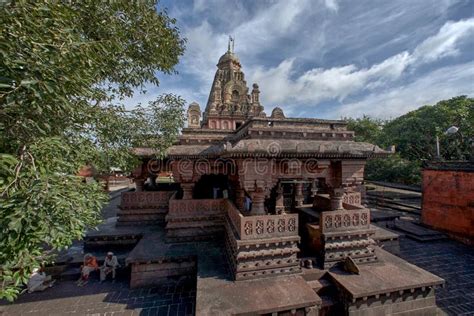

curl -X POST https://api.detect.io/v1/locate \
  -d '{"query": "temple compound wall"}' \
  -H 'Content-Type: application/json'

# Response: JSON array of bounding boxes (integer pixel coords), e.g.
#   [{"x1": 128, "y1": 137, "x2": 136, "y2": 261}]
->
[{"x1": 422, "y1": 161, "x2": 474, "y2": 245}]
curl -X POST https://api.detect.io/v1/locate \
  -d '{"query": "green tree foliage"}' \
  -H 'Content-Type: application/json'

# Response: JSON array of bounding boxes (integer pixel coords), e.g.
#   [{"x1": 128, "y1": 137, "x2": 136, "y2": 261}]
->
[
  {"x1": 382, "y1": 96, "x2": 473, "y2": 161},
  {"x1": 0, "y1": 1, "x2": 185, "y2": 300},
  {"x1": 346, "y1": 115, "x2": 385, "y2": 144},
  {"x1": 365, "y1": 154, "x2": 422, "y2": 185},
  {"x1": 347, "y1": 96, "x2": 474, "y2": 185}
]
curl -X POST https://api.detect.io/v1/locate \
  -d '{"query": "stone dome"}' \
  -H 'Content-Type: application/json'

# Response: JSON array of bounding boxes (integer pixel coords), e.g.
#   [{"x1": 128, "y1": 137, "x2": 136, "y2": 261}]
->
[
  {"x1": 218, "y1": 51, "x2": 240, "y2": 65},
  {"x1": 271, "y1": 107, "x2": 285, "y2": 119},
  {"x1": 188, "y1": 102, "x2": 201, "y2": 112}
]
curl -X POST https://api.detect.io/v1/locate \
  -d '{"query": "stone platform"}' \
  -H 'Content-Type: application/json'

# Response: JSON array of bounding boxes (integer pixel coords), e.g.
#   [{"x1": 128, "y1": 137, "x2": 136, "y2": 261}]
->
[
  {"x1": 328, "y1": 247, "x2": 444, "y2": 315},
  {"x1": 371, "y1": 224, "x2": 400, "y2": 255},
  {"x1": 126, "y1": 230, "x2": 198, "y2": 289},
  {"x1": 196, "y1": 241, "x2": 321, "y2": 316}
]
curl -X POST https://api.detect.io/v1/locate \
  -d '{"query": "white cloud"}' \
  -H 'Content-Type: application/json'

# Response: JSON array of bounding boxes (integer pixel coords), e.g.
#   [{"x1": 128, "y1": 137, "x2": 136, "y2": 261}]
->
[
  {"x1": 334, "y1": 61, "x2": 474, "y2": 119},
  {"x1": 248, "y1": 19, "x2": 474, "y2": 109},
  {"x1": 413, "y1": 19, "x2": 474, "y2": 64},
  {"x1": 249, "y1": 51, "x2": 412, "y2": 106},
  {"x1": 142, "y1": 2, "x2": 473, "y2": 119},
  {"x1": 324, "y1": 0, "x2": 339, "y2": 12}
]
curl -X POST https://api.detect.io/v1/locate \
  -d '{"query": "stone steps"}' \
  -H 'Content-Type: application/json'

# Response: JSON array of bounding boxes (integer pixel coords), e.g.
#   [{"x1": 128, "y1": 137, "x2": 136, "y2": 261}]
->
[
  {"x1": 367, "y1": 195, "x2": 421, "y2": 214},
  {"x1": 393, "y1": 219, "x2": 447, "y2": 241},
  {"x1": 302, "y1": 269, "x2": 343, "y2": 315}
]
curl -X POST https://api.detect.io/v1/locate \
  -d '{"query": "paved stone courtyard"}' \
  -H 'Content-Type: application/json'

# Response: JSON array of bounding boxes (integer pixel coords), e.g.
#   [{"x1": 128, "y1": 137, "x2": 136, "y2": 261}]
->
[
  {"x1": 0, "y1": 279, "x2": 195, "y2": 316},
  {"x1": 398, "y1": 237, "x2": 474, "y2": 316},
  {"x1": 1, "y1": 190, "x2": 473, "y2": 316},
  {"x1": 2, "y1": 236, "x2": 473, "y2": 315}
]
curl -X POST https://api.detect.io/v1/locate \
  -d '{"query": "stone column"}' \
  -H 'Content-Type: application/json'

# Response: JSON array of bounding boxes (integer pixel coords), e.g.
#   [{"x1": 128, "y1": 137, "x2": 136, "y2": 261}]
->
[
  {"x1": 294, "y1": 182, "x2": 304, "y2": 206},
  {"x1": 250, "y1": 191, "x2": 266, "y2": 215},
  {"x1": 275, "y1": 184, "x2": 285, "y2": 214},
  {"x1": 311, "y1": 179, "x2": 319, "y2": 197},
  {"x1": 235, "y1": 189, "x2": 245, "y2": 212},
  {"x1": 181, "y1": 183, "x2": 194, "y2": 200},
  {"x1": 330, "y1": 188, "x2": 345, "y2": 211},
  {"x1": 135, "y1": 179, "x2": 145, "y2": 192}
]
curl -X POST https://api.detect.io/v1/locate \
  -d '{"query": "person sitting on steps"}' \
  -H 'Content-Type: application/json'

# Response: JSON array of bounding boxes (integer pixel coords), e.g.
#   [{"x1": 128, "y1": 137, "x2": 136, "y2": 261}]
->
[
  {"x1": 77, "y1": 253, "x2": 98, "y2": 286},
  {"x1": 100, "y1": 251, "x2": 120, "y2": 283},
  {"x1": 27, "y1": 266, "x2": 55, "y2": 293}
]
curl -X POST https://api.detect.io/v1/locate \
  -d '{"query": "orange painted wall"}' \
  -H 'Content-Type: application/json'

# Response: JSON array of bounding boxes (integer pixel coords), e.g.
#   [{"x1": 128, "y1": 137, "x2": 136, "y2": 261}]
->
[{"x1": 422, "y1": 169, "x2": 474, "y2": 240}]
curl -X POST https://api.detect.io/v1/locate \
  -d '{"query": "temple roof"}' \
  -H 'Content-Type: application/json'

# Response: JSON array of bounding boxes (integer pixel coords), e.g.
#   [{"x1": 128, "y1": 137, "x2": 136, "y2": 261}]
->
[
  {"x1": 218, "y1": 51, "x2": 240, "y2": 65},
  {"x1": 131, "y1": 138, "x2": 390, "y2": 159}
]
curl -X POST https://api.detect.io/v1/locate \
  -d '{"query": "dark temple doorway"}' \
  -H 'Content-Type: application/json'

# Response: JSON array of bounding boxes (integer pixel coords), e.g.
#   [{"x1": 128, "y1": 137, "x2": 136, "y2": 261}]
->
[{"x1": 193, "y1": 174, "x2": 230, "y2": 199}]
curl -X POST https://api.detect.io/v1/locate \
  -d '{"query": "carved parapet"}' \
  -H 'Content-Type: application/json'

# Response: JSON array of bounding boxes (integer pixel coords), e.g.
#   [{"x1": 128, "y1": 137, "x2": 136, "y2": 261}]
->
[
  {"x1": 118, "y1": 191, "x2": 175, "y2": 226},
  {"x1": 168, "y1": 197, "x2": 226, "y2": 216},
  {"x1": 224, "y1": 201, "x2": 301, "y2": 280},
  {"x1": 227, "y1": 201, "x2": 298, "y2": 240},
  {"x1": 120, "y1": 191, "x2": 175, "y2": 210},
  {"x1": 166, "y1": 197, "x2": 227, "y2": 242},
  {"x1": 343, "y1": 192, "x2": 362, "y2": 206},
  {"x1": 321, "y1": 208, "x2": 370, "y2": 233},
  {"x1": 319, "y1": 208, "x2": 377, "y2": 268}
]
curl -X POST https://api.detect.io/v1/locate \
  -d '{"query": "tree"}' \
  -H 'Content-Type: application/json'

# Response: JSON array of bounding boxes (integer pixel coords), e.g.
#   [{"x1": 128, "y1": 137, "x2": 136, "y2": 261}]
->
[
  {"x1": 345, "y1": 96, "x2": 473, "y2": 185},
  {"x1": 382, "y1": 96, "x2": 473, "y2": 161},
  {"x1": 345, "y1": 115, "x2": 385, "y2": 144},
  {"x1": 0, "y1": 1, "x2": 185, "y2": 300}
]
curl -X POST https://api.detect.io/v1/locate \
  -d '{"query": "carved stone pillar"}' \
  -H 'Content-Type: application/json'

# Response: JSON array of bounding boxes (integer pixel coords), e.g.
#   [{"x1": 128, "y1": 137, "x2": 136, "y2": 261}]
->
[
  {"x1": 330, "y1": 188, "x2": 345, "y2": 211},
  {"x1": 294, "y1": 182, "x2": 304, "y2": 207},
  {"x1": 275, "y1": 184, "x2": 285, "y2": 214},
  {"x1": 135, "y1": 179, "x2": 145, "y2": 192},
  {"x1": 235, "y1": 189, "x2": 245, "y2": 212},
  {"x1": 311, "y1": 179, "x2": 319, "y2": 197},
  {"x1": 181, "y1": 183, "x2": 194, "y2": 200},
  {"x1": 250, "y1": 191, "x2": 265, "y2": 215}
]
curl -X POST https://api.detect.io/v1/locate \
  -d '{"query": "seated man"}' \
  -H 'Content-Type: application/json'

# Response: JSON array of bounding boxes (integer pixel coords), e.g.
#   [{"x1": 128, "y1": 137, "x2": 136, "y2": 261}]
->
[
  {"x1": 100, "y1": 252, "x2": 120, "y2": 282},
  {"x1": 77, "y1": 253, "x2": 98, "y2": 286},
  {"x1": 27, "y1": 267, "x2": 55, "y2": 293}
]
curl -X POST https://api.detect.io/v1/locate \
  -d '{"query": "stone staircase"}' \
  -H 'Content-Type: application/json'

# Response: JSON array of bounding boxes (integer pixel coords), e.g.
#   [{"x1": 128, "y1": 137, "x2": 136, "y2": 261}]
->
[{"x1": 302, "y1": 269, "x2": 344, "y2": 316}]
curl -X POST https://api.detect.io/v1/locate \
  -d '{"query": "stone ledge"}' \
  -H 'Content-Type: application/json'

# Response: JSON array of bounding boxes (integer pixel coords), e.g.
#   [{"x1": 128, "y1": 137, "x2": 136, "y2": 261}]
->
[{"x1": 327, "y1": 247, "x2": 444, "y2": 301}]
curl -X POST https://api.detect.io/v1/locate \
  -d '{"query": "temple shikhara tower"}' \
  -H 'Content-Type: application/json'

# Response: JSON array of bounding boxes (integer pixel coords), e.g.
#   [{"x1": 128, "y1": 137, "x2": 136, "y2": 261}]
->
[{"x1": 119, "y1": 42, "x2": 444, "y2": 315}]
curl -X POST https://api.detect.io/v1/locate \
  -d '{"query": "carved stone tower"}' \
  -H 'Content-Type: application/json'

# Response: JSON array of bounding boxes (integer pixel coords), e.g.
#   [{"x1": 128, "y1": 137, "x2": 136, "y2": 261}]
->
[
  {"x1": 202, "y1": 39, "x2": 265, "y2": 130},
  {"x1": 187, "y1": 102, "x2": 201, "y2": 128}
]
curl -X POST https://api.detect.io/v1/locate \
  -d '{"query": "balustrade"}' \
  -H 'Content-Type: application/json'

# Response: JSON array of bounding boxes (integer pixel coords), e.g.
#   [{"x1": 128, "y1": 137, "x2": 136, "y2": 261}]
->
[
  {"x1": 226, "y1": 200, "x2": 298, "y2": 240},
  {"x1": 168, "y1": 197, "x2": 226, "y2": 216},
  {"x1": 320, "y1": 207, "x2": 370, "y2": 233},
  {"x1": 120, "y1": 191, "x2": 175, "y2": 209},
  {"x1": 343, "y1": 192, "x2": 361, "y2": 206}
]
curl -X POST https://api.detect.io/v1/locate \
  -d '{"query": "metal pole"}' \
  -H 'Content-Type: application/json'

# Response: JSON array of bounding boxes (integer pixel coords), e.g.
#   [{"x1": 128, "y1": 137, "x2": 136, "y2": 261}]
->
[{"x1": 436, "y1": 135, "x2": 440, "y2": 159}]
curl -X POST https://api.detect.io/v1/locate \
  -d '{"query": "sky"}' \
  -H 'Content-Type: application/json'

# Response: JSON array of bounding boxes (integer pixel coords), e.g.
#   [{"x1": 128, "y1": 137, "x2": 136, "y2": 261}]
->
[{"x1": 125, "y1": 0, "x2": 474, "y2": 120}]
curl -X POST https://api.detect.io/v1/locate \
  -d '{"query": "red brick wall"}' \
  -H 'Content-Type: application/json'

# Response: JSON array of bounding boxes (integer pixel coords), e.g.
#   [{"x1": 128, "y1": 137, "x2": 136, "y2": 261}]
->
[{"x1": 422, "y1": 169, "x2": 474, "y2": 241}]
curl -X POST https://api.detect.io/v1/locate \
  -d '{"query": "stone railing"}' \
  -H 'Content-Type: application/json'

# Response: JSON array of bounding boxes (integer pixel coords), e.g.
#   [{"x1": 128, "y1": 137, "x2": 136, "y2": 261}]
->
[
  {"x1": 168, "y1": 197, "x2": 226, "y2": 216},
  {"x1": 343, "y1": 192, "x2": 361, "y2": 206},
  {"x1": 226, "y1": 201, "x2": 298, "y2": 240},
  {"x1": 320, "y1": 207, "x2": 370, "y2": 233},
  {"x1": 120, "y1": 191, "x2": 175, "y2": 209}
]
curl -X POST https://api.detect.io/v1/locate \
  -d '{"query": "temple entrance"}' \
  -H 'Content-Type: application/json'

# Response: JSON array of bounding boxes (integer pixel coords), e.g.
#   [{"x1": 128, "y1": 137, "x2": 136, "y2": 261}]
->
[{"x1": 193, "y1": 174, "x2": 230, "y2": 199}]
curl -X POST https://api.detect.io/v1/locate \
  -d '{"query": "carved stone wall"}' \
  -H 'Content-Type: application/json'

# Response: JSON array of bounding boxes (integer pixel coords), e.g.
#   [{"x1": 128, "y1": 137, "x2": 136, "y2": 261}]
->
[
  {"x1": 224, "y1": 201, "x2": 301, "y2": 281},
  {"x1": 319, "y1": 207, "x2": 377, "y2": 268},
  {"x1": 165, "y1": 197, "x2": 226, "y2": 242},
  {"x1": 118, "y1": 191, "x2": 175, "y2": 225}
]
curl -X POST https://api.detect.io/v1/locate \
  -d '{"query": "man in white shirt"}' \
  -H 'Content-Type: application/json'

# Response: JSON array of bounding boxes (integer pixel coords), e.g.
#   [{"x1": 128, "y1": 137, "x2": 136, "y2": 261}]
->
[
  {"x1": 27, "y1": 267, "x2": 55, "y2": 293},
  {"x1": 100, "y1": 252, "x2": 120, "y2": 282}
]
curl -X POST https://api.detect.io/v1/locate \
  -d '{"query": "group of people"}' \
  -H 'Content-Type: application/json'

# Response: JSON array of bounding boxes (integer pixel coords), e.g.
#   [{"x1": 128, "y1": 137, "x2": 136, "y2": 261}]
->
[
  {"x1": 77, "y1": 252, "x2": 120, "y2": 286},
  {"x1": 27, "y1": 251, "x2": 120, "y2": 293}
]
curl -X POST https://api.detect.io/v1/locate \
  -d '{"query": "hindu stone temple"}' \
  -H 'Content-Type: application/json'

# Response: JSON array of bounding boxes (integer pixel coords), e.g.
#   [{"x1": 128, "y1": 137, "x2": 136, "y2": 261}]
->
[{"x1": 109, "y1": 45, "x2": 445, "y2": 315}]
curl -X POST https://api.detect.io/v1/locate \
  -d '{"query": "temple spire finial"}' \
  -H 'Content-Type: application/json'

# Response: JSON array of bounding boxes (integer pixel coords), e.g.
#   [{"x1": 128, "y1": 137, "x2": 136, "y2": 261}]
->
[{"x1": 228, "y1": 35, "x2": 234, "y2": 53}]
